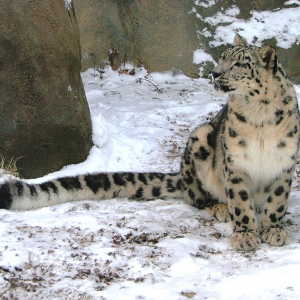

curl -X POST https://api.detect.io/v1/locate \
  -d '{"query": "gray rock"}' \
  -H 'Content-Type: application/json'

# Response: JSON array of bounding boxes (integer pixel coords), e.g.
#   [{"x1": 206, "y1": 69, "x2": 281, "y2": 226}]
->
[
  {"x1": 0, "y1": 0, "x2": 92, "y2": 178},
  {"x1": 74, "y1": 0, "x2": 200, "y2": 77},
  {"x1": 74, "y1": 0, "x2": 299, "y2": 82},
  {"x1": 193, "y1": 0, "x2": 300, "y2": 83}
]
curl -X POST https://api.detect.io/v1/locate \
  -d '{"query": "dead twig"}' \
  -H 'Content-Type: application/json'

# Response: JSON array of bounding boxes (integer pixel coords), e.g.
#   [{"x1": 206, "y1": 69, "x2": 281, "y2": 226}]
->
[{"x1": 137, "y1": 78, "x2": 164, "y2": 93}]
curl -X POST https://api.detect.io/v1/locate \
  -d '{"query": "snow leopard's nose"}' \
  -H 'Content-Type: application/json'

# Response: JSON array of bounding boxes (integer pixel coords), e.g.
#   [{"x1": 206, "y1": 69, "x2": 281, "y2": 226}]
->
[{"x1": 211, "y1": 71, "x2": 221, "y2": 80}]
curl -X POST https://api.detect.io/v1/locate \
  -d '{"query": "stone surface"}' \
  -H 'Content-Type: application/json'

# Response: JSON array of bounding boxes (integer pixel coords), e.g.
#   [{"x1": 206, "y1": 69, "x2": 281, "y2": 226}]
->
[
  {"x1": 193, "y1": 0, "x2": 300, "y2": 83},
  {"x1": 74, "y1": 0, "x2": 299, "y2": 83},
  {"x1": 0, "y1": 0, "x2": 92, "y2": 178},
  {"x1": 73, "y1": 0, "x2": 200, "y2": 77}
]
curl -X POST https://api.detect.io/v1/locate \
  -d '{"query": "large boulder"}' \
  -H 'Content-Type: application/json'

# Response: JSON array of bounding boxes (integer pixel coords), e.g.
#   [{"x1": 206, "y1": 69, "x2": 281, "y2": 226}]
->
[
  {"x1": 0, "y1": 0, "x2": 92, "y2": 179},
  {"x1": 73, "y1": 0, "x2": 200, "y2": 77}
]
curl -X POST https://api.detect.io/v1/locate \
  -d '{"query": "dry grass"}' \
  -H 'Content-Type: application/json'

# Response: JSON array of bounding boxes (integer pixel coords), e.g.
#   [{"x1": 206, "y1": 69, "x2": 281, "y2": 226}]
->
[{"x1": 0, "y1": 156, "x2": 22, "y2": 179}]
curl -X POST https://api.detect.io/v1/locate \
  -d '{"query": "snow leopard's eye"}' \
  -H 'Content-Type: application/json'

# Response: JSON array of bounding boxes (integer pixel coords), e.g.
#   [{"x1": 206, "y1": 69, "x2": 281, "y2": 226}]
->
[{"x1": 234, "y1": 62, "x2": 248, "y2": 69}]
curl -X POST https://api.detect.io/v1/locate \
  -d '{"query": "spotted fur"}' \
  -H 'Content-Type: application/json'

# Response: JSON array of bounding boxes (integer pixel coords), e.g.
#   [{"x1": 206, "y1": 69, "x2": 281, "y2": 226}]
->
[
  {"x1": 184, "y1": 34, "x2": 300, "y2": 250},
  {"x1": 0, "y1": 34, "x2": 299, "y2": 251},
  {"x1": 0, "y1": 173, "x2": 183, "y2": 210}
]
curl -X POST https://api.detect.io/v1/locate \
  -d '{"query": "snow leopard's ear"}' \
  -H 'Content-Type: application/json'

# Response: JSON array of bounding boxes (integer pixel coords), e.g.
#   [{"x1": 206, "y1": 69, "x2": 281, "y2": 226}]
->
[
  {"x1": 259, "y1": 45, "x2": 277, "y2": 72},
  {"x1": 233, "y1": 34, "x2": 247, "y2": 46}
]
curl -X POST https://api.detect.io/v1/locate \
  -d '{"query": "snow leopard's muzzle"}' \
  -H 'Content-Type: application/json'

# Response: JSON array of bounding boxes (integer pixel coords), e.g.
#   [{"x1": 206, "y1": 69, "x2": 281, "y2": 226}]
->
[{"x1": 211, "y1": 71, "x2": 232, "y2": 93}]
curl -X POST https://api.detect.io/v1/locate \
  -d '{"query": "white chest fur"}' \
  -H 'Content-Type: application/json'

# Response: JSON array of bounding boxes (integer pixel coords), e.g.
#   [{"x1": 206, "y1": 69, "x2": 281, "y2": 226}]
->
[{"x1": 228, "y1": 125, "x2": 297, "y2": 188}]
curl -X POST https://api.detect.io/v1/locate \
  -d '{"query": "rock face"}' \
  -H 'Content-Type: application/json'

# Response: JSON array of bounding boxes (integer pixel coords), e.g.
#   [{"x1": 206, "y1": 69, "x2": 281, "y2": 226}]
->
[
  {"x1": 0, "y1": 0, "x2": 92, "y2": 178},
  {"x1": 193, "y1": 0, "x2": 300, "y2": 84},
  {"x1": 73, "y1": 0, "x2": 200, "y2": 77},
  {"x1": 74, "y1": 0, "x2": 299, "y2": 83}
]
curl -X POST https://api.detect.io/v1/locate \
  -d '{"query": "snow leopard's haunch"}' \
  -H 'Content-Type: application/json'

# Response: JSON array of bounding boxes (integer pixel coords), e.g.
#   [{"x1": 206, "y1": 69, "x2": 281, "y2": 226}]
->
[
  {"x1": 0, "y1": 173, "x2": 183, "y2": 210},
  {"x1": 1, "y1": 34, "x2": 299, "y2": 251}
]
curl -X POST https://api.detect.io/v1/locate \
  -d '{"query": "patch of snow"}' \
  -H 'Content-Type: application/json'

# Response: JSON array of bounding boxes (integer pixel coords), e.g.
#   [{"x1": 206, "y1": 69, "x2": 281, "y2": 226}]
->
[
  {"x1": 193, "y1": 49, "x2": 217, "y2": 65},
  {"x1": 194, "y1": 3, "x2": 300, "y2": 48},
  {"x1": 195, "y1": 0, "x2": 216, "y2": 8},
  {"x1": 64, "y1": 0, "x2": 72, "y2": 10},
  {"x1": 193, "y1": 49, "x2": 217, "y2": 77},
  {"x1": 197, "y1": 27, "x2": 212, "y2": 38},
  {"x1": 204, "y1": 5, "x2": 240, "y2": 26},
  {"x1": 285, "y1": 0, "x2": 300, "y2": 5}
]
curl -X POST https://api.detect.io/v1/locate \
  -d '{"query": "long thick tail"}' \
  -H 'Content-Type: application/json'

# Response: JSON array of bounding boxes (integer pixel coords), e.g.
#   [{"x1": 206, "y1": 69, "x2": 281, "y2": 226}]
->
[{"x1": 0, "y1": 172, "x2": 183, "y2": 210}]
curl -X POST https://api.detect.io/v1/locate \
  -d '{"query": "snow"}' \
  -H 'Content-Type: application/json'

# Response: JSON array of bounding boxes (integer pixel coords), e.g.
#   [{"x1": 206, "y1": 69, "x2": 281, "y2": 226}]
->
[
  {"x1": 192, "y1": 1, "x2": 300, "y2": 78},
  {"x1": 194, "y1": 1, "x2": 300, "y2": 49},
  {"x1": 195, "y1": 0, "x2": 216, "y2": 9},
  {"x1": 2, "y1": 2, "x2": 300, "y2": 295},
  {"x1": 193, "y1": 49, "x2": 216, "y2": 65},
  {"x1": 64, "y1": 0, "x2": 72, "y2": 10},
  {"x1": 193, "y1": 49, "x2": 217, "y2": 77},
  {"x1": 1, "y1": 64, "x2": 300, "y2": 299}
]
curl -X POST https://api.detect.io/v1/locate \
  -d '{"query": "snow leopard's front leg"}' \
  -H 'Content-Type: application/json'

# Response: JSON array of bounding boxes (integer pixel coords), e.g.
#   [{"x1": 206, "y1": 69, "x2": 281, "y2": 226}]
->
[
  {"x1": 260, "y1": 168, "x2": 295, "y2": 247},
  {"x1": 224, "y1": 170, "x2": 261, "y2": 251}
]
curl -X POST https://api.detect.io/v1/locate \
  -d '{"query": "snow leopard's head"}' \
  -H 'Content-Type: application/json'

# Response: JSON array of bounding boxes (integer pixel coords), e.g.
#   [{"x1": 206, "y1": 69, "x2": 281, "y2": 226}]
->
[{"x1": 212, "y1": 34, "x2": 279, "y2": 96}]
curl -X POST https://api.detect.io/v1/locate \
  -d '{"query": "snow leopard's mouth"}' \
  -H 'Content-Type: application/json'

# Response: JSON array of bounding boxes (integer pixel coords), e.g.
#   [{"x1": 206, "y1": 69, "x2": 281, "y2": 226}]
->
[{"x1": 211, "y1": 72, "x2": 233, "y2": 93}]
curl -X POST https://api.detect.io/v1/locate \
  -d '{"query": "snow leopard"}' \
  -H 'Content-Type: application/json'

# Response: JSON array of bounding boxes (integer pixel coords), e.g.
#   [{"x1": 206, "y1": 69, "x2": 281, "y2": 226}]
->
[{"x1": 1, "y1": 34, "x2": 299, "y2": 251}]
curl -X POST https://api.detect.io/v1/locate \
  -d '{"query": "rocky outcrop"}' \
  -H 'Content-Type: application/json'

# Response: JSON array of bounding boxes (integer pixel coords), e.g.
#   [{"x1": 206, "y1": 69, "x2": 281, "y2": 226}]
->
[
  {"x1": 74, "y1": 0, "x2": 299, "y2": 83},
  {"x1": 0, "y1": 0, "x2": 92, "y2": 178},
  {"x1": 193, "y1": 0, "x2": 300, "y2": 83},
  {"x1": 73, "y1": 0, "x2": 200, "y2": 77}
]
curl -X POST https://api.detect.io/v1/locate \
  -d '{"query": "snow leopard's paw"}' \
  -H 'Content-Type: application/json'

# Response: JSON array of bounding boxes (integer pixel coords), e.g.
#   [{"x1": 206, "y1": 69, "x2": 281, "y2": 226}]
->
[
  {"x1": 260, "y1": 227, "x2": 291, "y2": 247},
  {"x1": 206, "y1": 203, "x2": 231, "y2": 222},
  {"x1": 229, "y1": 230, "x2": 261, "y2": 251}
]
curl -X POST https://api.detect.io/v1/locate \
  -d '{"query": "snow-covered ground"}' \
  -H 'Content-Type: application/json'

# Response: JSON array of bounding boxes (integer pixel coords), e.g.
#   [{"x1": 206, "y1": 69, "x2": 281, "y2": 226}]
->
[{"x1": 1, "y1": 66, "x2": 300, "y2": 299}]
